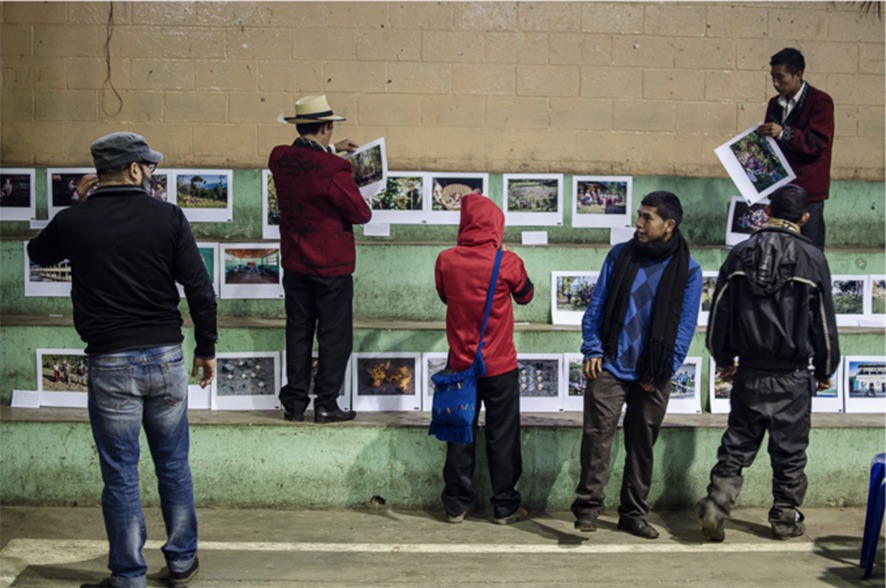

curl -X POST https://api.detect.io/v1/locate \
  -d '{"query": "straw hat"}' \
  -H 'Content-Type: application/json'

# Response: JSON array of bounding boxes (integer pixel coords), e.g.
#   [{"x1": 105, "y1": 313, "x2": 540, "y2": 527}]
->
[{"x1": 284, "y1": 95, "x2": 346, "y2": 124}]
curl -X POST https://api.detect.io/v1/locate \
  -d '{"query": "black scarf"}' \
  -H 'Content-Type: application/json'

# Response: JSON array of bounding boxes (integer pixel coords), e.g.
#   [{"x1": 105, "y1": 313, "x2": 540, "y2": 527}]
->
[{"x1": 599, "y1": 229, "x2": 690, "y2": 389}]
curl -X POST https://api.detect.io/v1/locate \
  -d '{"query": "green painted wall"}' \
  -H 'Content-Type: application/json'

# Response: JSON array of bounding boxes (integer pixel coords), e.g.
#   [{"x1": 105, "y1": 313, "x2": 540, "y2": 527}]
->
[
  {"x1": 1, "y1": 170, "x2": 883, "y2": 247},
  {"x1": 0, "y1": 419, "x2": 881, "y2": 511}
]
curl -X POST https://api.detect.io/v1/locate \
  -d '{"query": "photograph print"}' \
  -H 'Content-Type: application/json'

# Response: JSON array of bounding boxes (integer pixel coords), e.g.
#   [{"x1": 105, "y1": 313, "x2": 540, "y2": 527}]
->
[
  {"x1": 812, "y1": 364, "x2": 843, "y2": 413},
  {"x1": 36, "y1": 348, "x2": 89, "y2": 408},
  {"x1": 561, "y1": 353, "x2": 587, "y2": 412},
  {"x1": 212, "y1": 352, "x2": 280, "y2": 411},
  {"x1": 872, "y1": 276, "x2": 886, "y2": 316},
  {"x1": 502, "y1": 173, "x2": 564, "y2": 227},
  {"x1": 0, "y1": 168, "x2": 36, "y2": 221},
  {"x1": 220, "y1": 243, "x2": 283, "y2": 299},
  {"x1": 697, "y1": 271, "x2": 719, "y2": 327},
  {"x1": 345, "y1": 137, "x2": 387, "y2": 199},
  {"x1": 831, "y1": 274, "x2": 867, "y2": 326},
  {"x1": 667, "y1": 357, "x2": 702, "y2": 414},
  {"x1": 351, "y1": 352, "x2": 422, "y2": 412},
  {"x1": 47, "y1": 168, "x2": 95, "y2": 220},
  {"x1": 572, "y1": 176, "x2": 632, "y2": 228},
  {"x1": 426, "y1": 172, "x2": 488, "y2": 224},
  {"x1": 262, "y1": 170, "x2": 280, "y2": 240},
  {"x1": 843, "y1": 356, "x2": 886, "y2": 414},
  {"x1": 708, "y1": 357, "x2": 734, "y2": 414},
  {"x1": 726, "y1": 196, "x2": 770, "y2": 246},
  {"x1": 23, "y1": 242, "x2": 72, "y2": 297},
  {"x1": 714, "y1": 123, "x2": 796, "y2": 205},
  {"x1": 550, "y1": 271, "x2": 600, "y2": 326},
  {"x1": 422, "y1": 351, "x2": 449, "y2": 413},
  {"x1": 150, "y1": 172, "x2": 171, "y2": 202},
  {"x1": 177, "y1": 242, "x2": 219, "y2": 299},
  {"x1": 174, "y1": 169, "x2": 233, "y2": 222},
  {"x1": 517, "y1": 354, "x2": 563, "y2": 412},
  {"x1": 367, "y1": 172, "x2": 428, "y2": 224}
]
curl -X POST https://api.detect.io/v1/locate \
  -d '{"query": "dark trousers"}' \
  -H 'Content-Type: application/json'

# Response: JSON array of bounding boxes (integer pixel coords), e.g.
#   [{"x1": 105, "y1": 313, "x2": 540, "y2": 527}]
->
[
  {"x1": 571, "y1": 369, "x2": 670, "y2": 521},
  {"x1": 279, "y1": 272, "x2": 353, "y2": 413},
  {"x1": 802, "y1": 200, "x2": 826, "y2": 251},
  {"x1": 704, "y1": 367, "x2": 812, "y2": 523},
  {"x1": 442, "y1": 369, "x2": 522, "y2": 520}
]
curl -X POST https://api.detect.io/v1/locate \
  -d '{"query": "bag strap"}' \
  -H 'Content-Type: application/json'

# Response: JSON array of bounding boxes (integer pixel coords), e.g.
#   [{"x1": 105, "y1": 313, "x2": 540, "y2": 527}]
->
[{"x1": 475, "y1": 249, "x2": 503, "y2": 361}]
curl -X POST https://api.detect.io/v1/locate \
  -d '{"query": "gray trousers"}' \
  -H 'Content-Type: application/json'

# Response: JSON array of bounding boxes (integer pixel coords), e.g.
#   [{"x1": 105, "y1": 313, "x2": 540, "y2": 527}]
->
[
  {"x1": 571, "y1": 369, "x2": 670, "y2": 521},
  {"x1": 702, "y1": 367, "x2": 812, "y2": 525}
]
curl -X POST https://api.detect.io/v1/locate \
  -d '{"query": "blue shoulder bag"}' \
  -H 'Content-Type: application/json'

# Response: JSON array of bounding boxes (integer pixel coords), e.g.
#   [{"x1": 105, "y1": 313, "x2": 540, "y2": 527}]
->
[{"x1": 428, "y1": 249, "x2": 502, "y2": 444}]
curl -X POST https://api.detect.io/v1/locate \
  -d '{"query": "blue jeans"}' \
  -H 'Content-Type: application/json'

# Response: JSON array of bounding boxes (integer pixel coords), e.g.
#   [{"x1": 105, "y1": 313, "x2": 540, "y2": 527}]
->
[{"x1": 88, "y1": 345, "x2": 197, "y2": 587}]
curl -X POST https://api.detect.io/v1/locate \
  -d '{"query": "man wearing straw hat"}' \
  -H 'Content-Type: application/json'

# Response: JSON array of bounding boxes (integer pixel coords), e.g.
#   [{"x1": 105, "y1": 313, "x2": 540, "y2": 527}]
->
[{"x1": 270, "y1": 95, "x2": 372, "y2": 423}]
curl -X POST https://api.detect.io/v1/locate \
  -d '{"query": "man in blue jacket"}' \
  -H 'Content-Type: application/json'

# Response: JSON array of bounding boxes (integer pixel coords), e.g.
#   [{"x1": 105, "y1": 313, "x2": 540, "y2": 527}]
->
[{"x1": 572, "y1": 191, "x2": 702, "y2": 539}]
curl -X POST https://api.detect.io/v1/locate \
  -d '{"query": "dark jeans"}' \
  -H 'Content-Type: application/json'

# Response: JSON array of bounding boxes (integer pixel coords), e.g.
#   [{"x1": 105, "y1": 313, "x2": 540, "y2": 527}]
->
[
  {"x1": 802, "y1": 200, "x2": 826, "y2": 251},
  {"x1": 442, "y1": 369, "x2": 522, "y2": 519},
  {"x1": 572, "y1": 369, "x2": 670, "y2": 521},
  {"x1": 280, "y1": 272, "x2": 353, "y2": 413},
  {"x1": 704, "y1": 367, "x2": 812, "y2": 523}
]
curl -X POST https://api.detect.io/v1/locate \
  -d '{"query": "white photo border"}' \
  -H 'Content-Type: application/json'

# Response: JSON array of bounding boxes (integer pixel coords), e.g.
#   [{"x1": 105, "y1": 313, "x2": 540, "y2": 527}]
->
[
  {"x1": 708, "y1": 357, "x2": 732, "y2": 414},
  {"x1": 345, "y1": 137, "x2": 388, "y2": 199},
  {"x1": 517, "y1": 353, "x2": 563, "y2": 412},
  {"x1": 46, "y1": 168, "x2": 94, "y2": 220},
  {"x1": 23, "y1": 241, "x2": 72, "y2": 297},
  {"x1": 0, "y1": 168, "x2": 37, "y2": 221},
  {"x1": 351, "y1": 352, "x2": 423, "y2": 412},
  {"x1": 219, "y1": 242, "x2": 284, "y2": 299},
  {"x1": 668, "y1": 356, "x2": 703, "y2": 414},
  {"x1": 261, "y1": 169, "x2": 279, "y2": 240},
  {"x1": 571, "y1": 175, "x2": 632, "y2": 228},
  {"x1": 212, "y1": 352, "x2": 281, "y2": 410},
  {"x1": 550, "y1": 271, "x2": 600, "y2": 326},
  {"x1": 726, "y1": 196, "x2": 770, "y2": 247},
  {"x1": 714, "y1": 123, "x2": 796, "y2": 205},
  {"x1": 502, "y1": 173, "x2": 564, "y2": 227},
  {"x1": 697, "y1": 271, "x2": 719, "y2": 327},
  {"x1": 36, "y1": 348, "x2": 88, "y2": 408},
  {"x1": 843, "y1": 355, "x2": 886, "y2": 414},
  {"x1": 831, "y1": 274, "x2": 868, "y2": 327},
  {"x1": 366, "y1": 171, "x2": 429, "y2": 225},
  {"x1": 812, "y1": 364, "x2": 843, "y2": 413},
  {"x1": 281, "y1": 350, "x2": 352, "y2": 411},
  {"x1": 561, "y1": 353, "x2": 586, "y2": 412},
  {"x1": 425, "y1": 172, "x2": 490, "y2": 225},
  {"x1": 173, "y1": 169, "x2": 233, "y2": 223}
]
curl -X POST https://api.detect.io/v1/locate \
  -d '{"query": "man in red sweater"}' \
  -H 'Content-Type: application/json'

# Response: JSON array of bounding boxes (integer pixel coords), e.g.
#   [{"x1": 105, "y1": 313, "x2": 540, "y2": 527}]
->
[
  {"x1": 269, "y1": 96, "x2": 372, "y2": 423},
  {"x1": 434, "y1": 194, "x2": 534, "y2": 525},
  {"x1": 757, "y1": 48, "x2": 834, "y2": 250}
]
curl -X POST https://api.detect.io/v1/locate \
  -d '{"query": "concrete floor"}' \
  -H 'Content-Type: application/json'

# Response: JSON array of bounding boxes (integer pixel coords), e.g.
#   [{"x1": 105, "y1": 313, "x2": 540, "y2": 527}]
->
[{"x1": 0, "y1": 505, "x2": 883, "y2": 587}]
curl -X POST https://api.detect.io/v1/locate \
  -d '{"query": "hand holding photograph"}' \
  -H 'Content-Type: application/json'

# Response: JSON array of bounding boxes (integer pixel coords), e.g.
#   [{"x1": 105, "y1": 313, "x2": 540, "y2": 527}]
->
[{"x1": 345, "y1": 138, "x2": 387, "y2": 199}]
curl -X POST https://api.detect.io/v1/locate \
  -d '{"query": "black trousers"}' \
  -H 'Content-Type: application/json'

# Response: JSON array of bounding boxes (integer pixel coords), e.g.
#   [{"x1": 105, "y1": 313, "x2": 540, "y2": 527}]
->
[
  {"x1": 801, "y1": 200, "x2": 826, "y2": 251},
  {"x1": 279, "y1": 272, "x2": 353, "y2": 413},
  {"x1": 571, "y1": 369, "x2": 670, "y2": 521},
  {"x1": 442, "y1": 369, "x2": 522, "y2": 520},
  {"x1": 706, "y1": 367, "x2": 812, "y2": 522}
]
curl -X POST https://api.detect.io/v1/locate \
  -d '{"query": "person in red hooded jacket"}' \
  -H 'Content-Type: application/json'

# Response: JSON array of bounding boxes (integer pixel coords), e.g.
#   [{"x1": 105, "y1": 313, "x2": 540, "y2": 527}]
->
[
  {"x1": 434, "y1": 193, "x2": 534, "y2": 525},
  {"x1": 269, "y1": 95, "x2": 372, "y2": 424}
]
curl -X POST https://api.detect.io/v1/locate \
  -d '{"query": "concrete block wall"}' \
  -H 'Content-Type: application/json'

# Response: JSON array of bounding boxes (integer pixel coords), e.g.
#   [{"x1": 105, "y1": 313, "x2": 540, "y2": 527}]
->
[{"x1": 1, "y1": 2, "x2": 883, "y2": 179}]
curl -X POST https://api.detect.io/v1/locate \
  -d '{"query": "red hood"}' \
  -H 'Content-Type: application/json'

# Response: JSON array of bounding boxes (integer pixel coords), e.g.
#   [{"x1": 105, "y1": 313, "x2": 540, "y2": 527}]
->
[{"x1": 456, "y1": 194, "x2": 503, "y2": 248}]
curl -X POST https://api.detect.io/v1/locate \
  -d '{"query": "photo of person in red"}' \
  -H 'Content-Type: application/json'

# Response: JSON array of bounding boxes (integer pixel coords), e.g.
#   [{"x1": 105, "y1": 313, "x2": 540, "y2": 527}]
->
[{"x1": 434, "y1": 193, "x2": 534, "y2": 526}]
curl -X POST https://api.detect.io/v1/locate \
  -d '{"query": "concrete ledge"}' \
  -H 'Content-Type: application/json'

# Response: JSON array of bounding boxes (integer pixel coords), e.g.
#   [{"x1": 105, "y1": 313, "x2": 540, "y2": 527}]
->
[
  {"x1": 2, "y1": 405, "x2": 884, "y2": 429},
  {"x1": 1, "y1": 406, "x2": 883, "y2": 512}
]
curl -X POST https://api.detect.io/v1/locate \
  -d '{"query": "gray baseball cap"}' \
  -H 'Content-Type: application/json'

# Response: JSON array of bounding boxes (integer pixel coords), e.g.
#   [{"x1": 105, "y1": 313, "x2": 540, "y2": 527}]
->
[{"x1": 90, "y1": 132, "x2": 163, "y2": 172}]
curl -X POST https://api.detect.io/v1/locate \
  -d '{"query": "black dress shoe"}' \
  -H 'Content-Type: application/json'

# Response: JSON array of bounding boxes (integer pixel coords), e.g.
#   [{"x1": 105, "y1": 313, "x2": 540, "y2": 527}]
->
[
  {"x1": 169, "y1": 556, "x2": 199, "y2": 586},
  {"x1": 80, "y1": 579, "x2": 113, "y2": 588},
  {"x1": 315, "y1": 406, "x2": 356, "y2": 423},
  {"x1": 617, "y1": 517, "x2": 660, "y2": 539},
  {"x1": 282, "y1": 409, "x2": 304, "y2": 422}
]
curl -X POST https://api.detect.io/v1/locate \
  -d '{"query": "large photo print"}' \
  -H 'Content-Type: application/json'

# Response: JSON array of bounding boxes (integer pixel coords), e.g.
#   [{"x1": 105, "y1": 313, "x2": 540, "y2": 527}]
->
[{"x1": 715, "y1": 124, "x2": 795, "y2": 205}]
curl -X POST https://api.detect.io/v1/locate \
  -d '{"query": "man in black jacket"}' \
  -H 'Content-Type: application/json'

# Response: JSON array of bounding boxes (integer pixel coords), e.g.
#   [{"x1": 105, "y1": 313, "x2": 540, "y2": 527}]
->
[
  {"x1": 28, "y1": 132, "x2": 217, "y2": 588},
  {"x1": 697, "y1": 184, "x2": 839, "y2": 542}
]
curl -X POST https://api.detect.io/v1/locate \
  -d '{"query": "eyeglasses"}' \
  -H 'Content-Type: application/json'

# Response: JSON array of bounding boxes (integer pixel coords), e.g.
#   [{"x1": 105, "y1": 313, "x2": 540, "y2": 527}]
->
[{"x1": 140, "y1": 162, "x2": 157, "y2": 173}]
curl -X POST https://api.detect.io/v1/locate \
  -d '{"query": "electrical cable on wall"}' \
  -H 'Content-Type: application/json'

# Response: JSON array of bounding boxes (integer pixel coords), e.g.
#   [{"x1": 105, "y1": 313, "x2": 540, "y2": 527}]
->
[{"x1": 101, "y1": 2, "x2": 123, "y2": 117}]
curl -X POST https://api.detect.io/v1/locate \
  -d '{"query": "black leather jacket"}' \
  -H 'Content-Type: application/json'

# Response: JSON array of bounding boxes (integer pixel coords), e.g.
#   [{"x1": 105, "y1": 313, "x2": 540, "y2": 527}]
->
[{"x1": 706, "y1": 226, "x2": 839, "y2": 379}]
